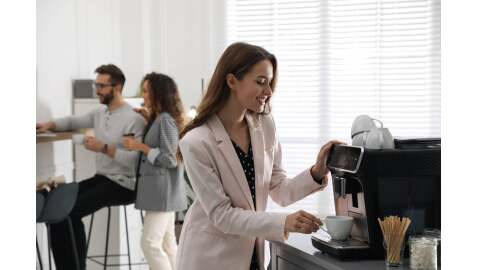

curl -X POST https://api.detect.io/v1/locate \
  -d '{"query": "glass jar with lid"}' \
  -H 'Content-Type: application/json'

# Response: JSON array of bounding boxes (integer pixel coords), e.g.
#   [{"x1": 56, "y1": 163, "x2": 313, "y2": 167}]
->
[
  {"x1": 423, "y1": 228, "x2": 441, "y2": 266},
  {"x1": 409, "y1": 235, "x2": 438, "y2": 270}
]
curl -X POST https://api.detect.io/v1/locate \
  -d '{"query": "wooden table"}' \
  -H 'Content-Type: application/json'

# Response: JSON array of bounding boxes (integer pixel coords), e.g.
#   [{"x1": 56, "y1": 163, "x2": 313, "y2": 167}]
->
[{"x1": 36, "y1": 132, "x2": 74, "y2": 144}]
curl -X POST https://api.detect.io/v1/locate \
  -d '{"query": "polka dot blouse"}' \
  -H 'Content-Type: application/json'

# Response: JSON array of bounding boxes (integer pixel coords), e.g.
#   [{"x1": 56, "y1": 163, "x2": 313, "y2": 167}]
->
[
  {"x1": 231, "y1": 140, "x2": 256, "y2": 207},
  {"x1": 231, "y1": 139, "x2": 260, "y2": 270}
]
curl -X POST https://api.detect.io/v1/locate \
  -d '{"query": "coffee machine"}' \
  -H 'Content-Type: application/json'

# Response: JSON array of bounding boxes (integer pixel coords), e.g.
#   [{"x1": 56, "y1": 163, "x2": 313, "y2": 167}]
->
[{"x1": 311, "y1": 142, "x2": 441, "y2": 259}]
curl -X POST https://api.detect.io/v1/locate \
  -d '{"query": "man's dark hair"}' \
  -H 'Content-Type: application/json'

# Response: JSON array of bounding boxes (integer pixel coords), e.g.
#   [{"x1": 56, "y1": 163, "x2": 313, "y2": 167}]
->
[{"x1": 95, "y1": 64, "x2": 126, "y2": 90}]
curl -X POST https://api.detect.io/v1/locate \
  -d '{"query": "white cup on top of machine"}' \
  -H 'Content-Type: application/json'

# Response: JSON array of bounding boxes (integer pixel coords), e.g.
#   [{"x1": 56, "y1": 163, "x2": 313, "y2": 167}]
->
[
  {"x1": 351, "y1": 115, "x2": 394, "y2": 149},
  {"x1": 365, "y1": 127, "x2": 394, "y2": 149}
]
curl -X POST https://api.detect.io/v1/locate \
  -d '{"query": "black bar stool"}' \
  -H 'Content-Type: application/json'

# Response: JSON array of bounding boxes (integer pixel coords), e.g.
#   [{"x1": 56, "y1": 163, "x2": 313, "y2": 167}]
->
[
  {"x1": 36, "y1": 192, "x2": 46, "y2": 270},
  {"x1": 37, "y1": 183, "x2": 80, "y2": 270},
  {"x1": 85, "y1": 205, "x2": 147, "y2": 269}
]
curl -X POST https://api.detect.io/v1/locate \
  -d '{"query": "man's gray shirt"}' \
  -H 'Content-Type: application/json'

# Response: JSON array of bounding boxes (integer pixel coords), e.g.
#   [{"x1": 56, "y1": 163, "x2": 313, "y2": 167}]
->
[{"x1": 54, "y1": 103, "x2": 146, "y2": 190}]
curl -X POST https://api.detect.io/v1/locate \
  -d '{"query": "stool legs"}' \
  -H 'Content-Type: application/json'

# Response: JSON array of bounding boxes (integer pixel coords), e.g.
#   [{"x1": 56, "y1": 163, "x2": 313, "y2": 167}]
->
[
  {"x1": 36, "y1": 237, "x2": 44, "y2": 270},
  {"x1": 86, "y1": 205, "x2": 146, "y2": 268},
  {"x1": 38, "y1": 221, "x2": 80, "y2": 270},
  {"x1": 46, "y1": 224, "x2": 52, "y2": 270},
  {"x1": 123, "y1": 205, "x2": 132, "y2": 270},
  {"x1": 86, "y1": 213, "x2": 95, "y2": 253},
  {"x1": 67, "y1": 217, "x2": 81, "y2": 270},
  {"x1": 104, "y1": 206, "x2": 111, "y2": 270}
]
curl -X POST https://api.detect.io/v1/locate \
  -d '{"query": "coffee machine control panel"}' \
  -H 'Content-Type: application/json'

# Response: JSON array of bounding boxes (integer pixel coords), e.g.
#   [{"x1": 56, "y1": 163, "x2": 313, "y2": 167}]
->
[{"x1": 326, "y1": 145, "x2": 364, "y2": 174}]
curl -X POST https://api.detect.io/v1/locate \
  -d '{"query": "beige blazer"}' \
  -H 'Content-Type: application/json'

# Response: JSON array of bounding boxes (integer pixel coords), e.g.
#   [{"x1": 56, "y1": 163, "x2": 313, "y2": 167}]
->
[{"x1": 177, "y1": 113, "x2": 327, "y2": 270}]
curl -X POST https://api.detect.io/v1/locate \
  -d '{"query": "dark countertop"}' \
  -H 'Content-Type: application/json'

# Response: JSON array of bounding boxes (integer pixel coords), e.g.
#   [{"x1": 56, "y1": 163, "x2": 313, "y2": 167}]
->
[{"x1": 271, "y1": 233, "x2": 413, "y2": 270}]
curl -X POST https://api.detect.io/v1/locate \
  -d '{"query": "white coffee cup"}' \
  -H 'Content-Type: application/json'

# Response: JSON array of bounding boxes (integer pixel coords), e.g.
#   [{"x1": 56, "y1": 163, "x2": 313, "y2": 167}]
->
[
  {"x1": 351, "y1": 115, "x2": 376, "y2": 139},
  {"x1": 352, "y1": 131, "x2": 369, "y2": 147},
  {"x1": 324, "y1": 216, "x2": 354, "y2": 241},
  {"x1": 365, "y1": 127, "x2": 394, "y2": 149},
  {"x1": 72, "y1": 134, "x2": 85, "y2": 145}
]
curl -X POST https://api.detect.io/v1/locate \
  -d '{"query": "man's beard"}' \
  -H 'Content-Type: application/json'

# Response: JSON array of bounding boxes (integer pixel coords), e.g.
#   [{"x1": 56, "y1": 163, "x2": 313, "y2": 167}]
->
[{"x1": 99, "y1": 91, "x2": 114, "y2": 105}]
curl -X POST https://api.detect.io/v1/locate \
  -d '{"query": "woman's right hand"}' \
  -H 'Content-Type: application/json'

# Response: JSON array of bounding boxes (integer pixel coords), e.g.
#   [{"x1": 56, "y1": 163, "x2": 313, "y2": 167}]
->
[
  {"x1": 134, "y1": 107, "x2": 150, "y2": 121},
  {"x1": 285, "y1": 210, "x2": 322, "y2": 234}
]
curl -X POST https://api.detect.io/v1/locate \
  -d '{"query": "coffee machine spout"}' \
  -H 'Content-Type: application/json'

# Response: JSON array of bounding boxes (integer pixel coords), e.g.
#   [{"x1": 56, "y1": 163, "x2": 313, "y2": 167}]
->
[{"x1": 340, "y1": 177, "x2": 346, "y2": 198}]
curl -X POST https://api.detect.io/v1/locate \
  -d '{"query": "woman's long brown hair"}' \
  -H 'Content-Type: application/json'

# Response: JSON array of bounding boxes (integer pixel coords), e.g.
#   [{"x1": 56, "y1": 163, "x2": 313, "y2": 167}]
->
[
  {"x1": 177, "y1": 42, "x2": 278, "y2": 161},
  {"x1": 143, "y1": 72, "x2": 185, "y2": 133}
]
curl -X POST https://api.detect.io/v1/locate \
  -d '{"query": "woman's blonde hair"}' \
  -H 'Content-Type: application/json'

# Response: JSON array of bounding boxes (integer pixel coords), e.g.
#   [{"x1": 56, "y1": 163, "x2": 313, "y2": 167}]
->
[{"x1": 177, "y1": 42, "x2": 278, "y2": 161}]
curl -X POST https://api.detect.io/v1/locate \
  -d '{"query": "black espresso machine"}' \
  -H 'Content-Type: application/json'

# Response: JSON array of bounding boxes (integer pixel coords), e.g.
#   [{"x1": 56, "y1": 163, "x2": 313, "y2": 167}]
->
[{"x1": 311, "y1": 142, "x2": 441, "y2": 259}]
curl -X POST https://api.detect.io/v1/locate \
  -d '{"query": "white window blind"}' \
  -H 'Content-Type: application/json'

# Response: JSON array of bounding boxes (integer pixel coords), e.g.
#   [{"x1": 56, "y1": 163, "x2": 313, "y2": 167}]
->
[{"x1": 225, "y1": 0, "x2": 441, "y2": 217}]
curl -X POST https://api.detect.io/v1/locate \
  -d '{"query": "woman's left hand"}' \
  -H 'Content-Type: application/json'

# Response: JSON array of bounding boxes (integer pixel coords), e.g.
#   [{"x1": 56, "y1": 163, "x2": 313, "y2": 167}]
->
[
  {"x1": 123, "y1": 137, "x2": 142, "y2": 151},
  {"x1": 311, "y1": 140, "x2": 345, "y2": 179}
]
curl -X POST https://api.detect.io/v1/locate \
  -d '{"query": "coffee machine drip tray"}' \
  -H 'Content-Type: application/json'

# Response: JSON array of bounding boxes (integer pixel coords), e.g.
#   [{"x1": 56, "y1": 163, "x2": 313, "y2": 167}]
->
[{"x1": 311, "y1": 230, "x2": 371, "y2": 259}]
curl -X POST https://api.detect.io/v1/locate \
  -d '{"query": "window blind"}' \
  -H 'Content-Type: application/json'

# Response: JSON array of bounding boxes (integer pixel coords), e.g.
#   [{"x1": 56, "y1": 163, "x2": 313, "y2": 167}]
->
[{"x1": 225, "y1": 0, "x2": 441, "y2": 217}]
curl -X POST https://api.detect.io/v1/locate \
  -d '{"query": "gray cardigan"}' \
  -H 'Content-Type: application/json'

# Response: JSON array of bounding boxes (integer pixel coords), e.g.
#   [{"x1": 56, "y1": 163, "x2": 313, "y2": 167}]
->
[{"x1": 135, "y1": 112, "x2": 187, "y2": 212}]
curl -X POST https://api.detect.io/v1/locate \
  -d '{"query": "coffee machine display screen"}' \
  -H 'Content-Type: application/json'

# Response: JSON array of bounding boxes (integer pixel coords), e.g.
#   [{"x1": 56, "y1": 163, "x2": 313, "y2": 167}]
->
[{"x1": 326, "y1": 145, "x2": 364, "y2": 173}]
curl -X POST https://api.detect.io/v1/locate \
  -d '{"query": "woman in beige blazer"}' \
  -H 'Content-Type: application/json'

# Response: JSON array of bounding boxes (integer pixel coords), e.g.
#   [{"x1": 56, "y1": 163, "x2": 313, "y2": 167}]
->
[{"x1": 177, "y1": 42, "x2": 342, "y2": 270}]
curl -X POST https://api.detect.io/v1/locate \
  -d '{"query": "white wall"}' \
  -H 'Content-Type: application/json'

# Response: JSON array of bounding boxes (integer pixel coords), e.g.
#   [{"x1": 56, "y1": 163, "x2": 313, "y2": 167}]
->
[
  {"x1": 155, "y1": 0, "x2": 226, "y2": 109},
  {"x1": 37, "y1": 0, "x2": 77, "y2": 181},
  {"x1": 37, "y1": 0, "x2": 226, "y2": 268}
]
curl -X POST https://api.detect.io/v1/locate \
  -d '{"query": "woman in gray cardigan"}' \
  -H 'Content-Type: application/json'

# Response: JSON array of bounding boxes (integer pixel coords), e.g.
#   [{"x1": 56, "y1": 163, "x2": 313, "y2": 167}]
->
[{"x1": 123, "y1": 72, "x2": 187, "y2": 270}]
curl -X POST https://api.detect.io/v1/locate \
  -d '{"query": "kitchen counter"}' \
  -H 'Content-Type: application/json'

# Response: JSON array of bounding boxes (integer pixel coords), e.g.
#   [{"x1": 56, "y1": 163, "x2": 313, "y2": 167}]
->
[{"x1": 270, "y1": 233, "x2": 418, "y2": 270}]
